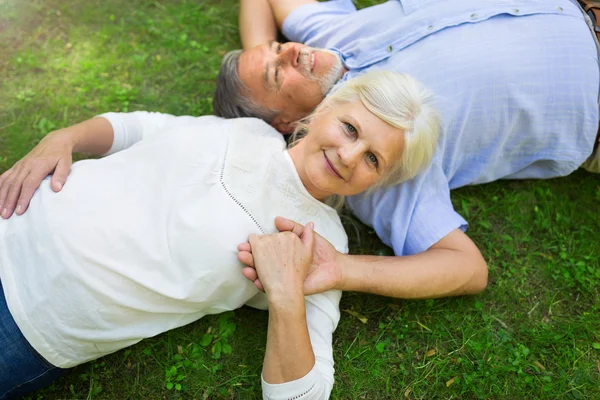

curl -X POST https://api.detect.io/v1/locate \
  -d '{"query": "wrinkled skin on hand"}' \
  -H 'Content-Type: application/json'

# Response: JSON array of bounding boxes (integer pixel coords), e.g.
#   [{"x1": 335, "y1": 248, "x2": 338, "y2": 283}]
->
[
  {"x1": 0, "y1": 130, "x2": 73, "y2": 219},
  {"x1": 239, "y1": 217, "x2": 343, "y2": 295},
  {"x1": 247, "y1": 222, "x2": 315, "y2": 297}
]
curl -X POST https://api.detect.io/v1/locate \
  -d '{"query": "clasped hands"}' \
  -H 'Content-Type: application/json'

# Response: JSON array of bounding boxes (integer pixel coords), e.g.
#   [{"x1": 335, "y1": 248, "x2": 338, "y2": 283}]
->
[{"x1": 238, "y1": 216, "x2": 343, "y2": 296}]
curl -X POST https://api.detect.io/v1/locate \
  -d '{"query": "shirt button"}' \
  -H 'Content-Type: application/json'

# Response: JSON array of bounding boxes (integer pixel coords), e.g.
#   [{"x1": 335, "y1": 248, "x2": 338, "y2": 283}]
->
[
  {"x1": 513, "y1": 9, "x2": 519, "y2": 13},
  {"x1": 557, "y1": 6, "x2": 563, "y2": 11},
  {"x1": 387, "y1": 45, "x2": 393, "y2": 52},
  {"x1": 471, "y1": 13, "x2": 478, "y2": 18},
  {"x1": 428, "y1": 25, "x2": 434, "y2": 30}
]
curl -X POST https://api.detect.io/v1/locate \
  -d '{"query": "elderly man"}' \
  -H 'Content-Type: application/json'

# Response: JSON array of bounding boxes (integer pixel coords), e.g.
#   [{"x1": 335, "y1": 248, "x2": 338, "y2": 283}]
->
[{"x1": 217, "y1": 0, "x2": 600, "y2": 299}]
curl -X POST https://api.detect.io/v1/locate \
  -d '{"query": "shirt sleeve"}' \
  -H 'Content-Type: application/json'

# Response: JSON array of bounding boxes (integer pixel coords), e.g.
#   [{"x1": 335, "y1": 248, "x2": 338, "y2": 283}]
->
[
  {"x1": 261, "y1": 290, "x2": 341, "y2": 400},
  {"x1": 400, "y1": 165, "x2": 467, "y2": 255},
  {"x1": 346, "y1": 160, "x2": 467, "y2": 256},
  {"x1": 97, "y1": 112, "x2": 204, "y2": 155},
  {"x1": 282, "y1": 0, "x2": 356, "y2": 45}
]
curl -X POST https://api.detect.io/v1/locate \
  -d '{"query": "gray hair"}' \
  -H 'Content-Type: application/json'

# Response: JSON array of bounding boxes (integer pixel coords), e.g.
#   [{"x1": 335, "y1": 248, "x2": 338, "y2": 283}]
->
[
  {"x1": 290, "y1": 70, "x2": 441, "y2": 209},
  {"x1": 213, "y1": 50, "x2": 279, "y2": 122}
]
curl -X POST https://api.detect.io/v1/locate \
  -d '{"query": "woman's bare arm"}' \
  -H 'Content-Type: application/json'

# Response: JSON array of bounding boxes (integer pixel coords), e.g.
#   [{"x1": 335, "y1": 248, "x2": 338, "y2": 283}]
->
[{"x1": 248, "y1": 227, "x2": 317, "y2": 383}]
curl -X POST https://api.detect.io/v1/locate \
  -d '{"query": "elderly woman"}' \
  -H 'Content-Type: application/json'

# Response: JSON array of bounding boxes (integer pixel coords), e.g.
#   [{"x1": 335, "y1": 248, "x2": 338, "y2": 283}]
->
[{"x1": 0, "y1": 71, "x2": 439, "y2": 400}]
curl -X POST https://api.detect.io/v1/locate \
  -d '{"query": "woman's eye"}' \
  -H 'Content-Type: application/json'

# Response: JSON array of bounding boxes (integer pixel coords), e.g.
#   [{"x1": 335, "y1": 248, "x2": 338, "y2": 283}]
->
[
  {"x1": 344, "y1": 122, "x2": 357, "y2": 135},
  {"x1": 367, "y1": 153, "x2": 378, "y2": 166},
  {"x1": 275, "y1": 68, "x2": 279, "y2": 81},
  {"x1": 277, "y1": 43, "x2": 282, "y2": 53}
]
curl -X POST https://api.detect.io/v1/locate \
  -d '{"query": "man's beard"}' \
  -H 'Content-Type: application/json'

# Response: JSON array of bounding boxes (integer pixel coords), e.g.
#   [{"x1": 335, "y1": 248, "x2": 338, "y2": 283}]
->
[
  {"x1": 298, "y1": 48, "x2": 344, "y2": 96},
  {"x1": 317, "y1": 50, "x2": 344, "y2": 95}
]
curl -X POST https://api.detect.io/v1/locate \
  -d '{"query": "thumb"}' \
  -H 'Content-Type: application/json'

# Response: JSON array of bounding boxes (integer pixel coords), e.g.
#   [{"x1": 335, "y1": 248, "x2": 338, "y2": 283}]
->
[
  {"x1": 301, "y1": 222, "x2": 315, "y2": 253},
  {"x1": 274, "y1": 216, "x2": 305, "y2": 237},
  {"x1": 51, "y1": 157, "x2": 71, "y2": 192}
]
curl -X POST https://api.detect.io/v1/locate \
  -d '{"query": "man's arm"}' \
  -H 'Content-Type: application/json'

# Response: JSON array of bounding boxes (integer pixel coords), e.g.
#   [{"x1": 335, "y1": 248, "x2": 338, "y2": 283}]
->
[
  {"x1": 239, "y1": 0, "x2": 277, "y2": 49},
  {"x1": 239, "y1": 0, "x2": 316, "y2": 49},
  {"x1": 268, "y1": 0, "x2": 317, "y2": 30},
  {"x1": 239, "y1": 218, "x2": 488, "y2": 299},
  {"x1": 0, "y1": 117, "x2": 114, "y2": 219},
  {"x1": 337, "y1": 229, "x2": 488, "y2": 298}
]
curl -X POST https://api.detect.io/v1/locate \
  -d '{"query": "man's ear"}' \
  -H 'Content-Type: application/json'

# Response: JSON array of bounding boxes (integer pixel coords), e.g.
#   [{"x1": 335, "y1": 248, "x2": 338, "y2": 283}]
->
[{"x1": 270, "y1": 116, "x2": 294, "y2": 135}]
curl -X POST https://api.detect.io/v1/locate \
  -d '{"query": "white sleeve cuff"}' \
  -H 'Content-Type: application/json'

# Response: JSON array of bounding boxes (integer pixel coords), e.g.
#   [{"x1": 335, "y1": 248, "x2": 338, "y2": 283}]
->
[{"x1": 96, "y1": 112, "x2": 144, "y2": 156}]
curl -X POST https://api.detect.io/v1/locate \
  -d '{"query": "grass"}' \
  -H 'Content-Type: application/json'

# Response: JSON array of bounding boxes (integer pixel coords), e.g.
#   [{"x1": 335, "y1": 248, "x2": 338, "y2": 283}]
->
[{"x1": 1, "y1": 0, "x2": 599, "y2": 398}]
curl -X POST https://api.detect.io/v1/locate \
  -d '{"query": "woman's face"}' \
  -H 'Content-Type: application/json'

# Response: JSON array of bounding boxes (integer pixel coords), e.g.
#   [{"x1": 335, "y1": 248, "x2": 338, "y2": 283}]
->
[{"x1": 291, "y1": 100, "x2": 405, "y2": 200}]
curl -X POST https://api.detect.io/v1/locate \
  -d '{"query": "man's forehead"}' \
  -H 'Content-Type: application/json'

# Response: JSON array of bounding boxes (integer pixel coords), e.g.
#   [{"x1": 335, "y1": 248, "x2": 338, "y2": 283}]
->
[{"x1": 239, "y1": 45, "x2": 269, "y2": 91}]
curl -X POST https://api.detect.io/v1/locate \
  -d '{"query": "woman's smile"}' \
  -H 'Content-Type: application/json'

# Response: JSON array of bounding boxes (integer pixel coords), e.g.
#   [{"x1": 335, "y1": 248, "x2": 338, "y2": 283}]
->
[
  {"x1": 323, "y1": 151, "x2": 344, "y2": 180},
  {"x1": 288, "y1": 98, "x2": 405, "y2": 201}
]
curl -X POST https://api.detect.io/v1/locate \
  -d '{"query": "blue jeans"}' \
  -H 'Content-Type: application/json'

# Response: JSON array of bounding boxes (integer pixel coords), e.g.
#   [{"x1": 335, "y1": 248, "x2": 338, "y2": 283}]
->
[{"x1": 0, "y1": 280, "x2": 68, "y2": 399}]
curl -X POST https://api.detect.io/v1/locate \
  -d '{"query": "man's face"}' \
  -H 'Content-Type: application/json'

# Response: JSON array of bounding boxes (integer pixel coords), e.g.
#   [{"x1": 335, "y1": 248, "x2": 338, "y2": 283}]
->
[{"x1": 238, "y1": 41, "x2": 345, "y2": 132}]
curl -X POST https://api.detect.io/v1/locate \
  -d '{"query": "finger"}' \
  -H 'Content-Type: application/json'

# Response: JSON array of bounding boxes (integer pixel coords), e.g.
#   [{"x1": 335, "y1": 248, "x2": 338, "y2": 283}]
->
[
  {"x1": 15, "y1": 171, "x2": 48, "y2": 215},
  {"x1": 1, "y1": 168, "x2": 29, "y2": 219},
  {"x1": 241, "y1": 266, "x2": 258, "y2": 281},
  {"x1": 274, "y1": 216, "x2": 305, "y2": 237},
  {"x1": 237, "y1": 251, "x2": 255, "y2": 268},
  {"x1": 237, "y1": 242, "x2": 252, "y2": 253},
  {"x1": 302, "y1": 222, "x2": 316, "y2": 252},
  {"x1": 248, "y1": 233, "x2": 260, "y2": 246},
  {"x1": 253, "y1": 278, "x2": 265, "y2": 293},
  {"x1": 0, "y1": 168, "x2": 14, "y2": 212},
  {"x1": 50, "y1": 157, "x2": 71, "y2": 192}
]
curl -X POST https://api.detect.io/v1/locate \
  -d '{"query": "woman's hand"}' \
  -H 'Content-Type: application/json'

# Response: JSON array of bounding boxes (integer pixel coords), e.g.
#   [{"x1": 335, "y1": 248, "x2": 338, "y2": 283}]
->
[
  {"x1": 247, "y1": 221, "x2": 316, "y2": 298},
  {"x1": 240, "y1": 217, "x2": 343, "y2": 295},
  {"x1": 0, "y1": 130, "x2": 74, "y2": 219},
  {"x1": 0, "y1": 116, "x2": 116, "y2": 219}
]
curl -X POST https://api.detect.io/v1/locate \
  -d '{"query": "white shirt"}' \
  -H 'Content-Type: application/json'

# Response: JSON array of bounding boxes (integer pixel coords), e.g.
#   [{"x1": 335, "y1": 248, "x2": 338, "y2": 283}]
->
[{"x1": 0, "y1": 113, "x2": 348, "y2": 400}]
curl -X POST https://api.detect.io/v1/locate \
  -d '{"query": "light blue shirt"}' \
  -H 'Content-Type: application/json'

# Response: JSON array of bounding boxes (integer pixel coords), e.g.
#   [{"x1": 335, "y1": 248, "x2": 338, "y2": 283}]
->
[{"x1": 283, "y1": 0, "x2": 599, "y2": 255}]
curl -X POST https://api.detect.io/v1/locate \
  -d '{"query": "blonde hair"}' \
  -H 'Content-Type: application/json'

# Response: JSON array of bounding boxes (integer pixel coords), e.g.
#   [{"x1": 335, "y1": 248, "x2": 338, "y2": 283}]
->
[{"x1": 290, "y1": 70, "x2": 440, "y2": 209}]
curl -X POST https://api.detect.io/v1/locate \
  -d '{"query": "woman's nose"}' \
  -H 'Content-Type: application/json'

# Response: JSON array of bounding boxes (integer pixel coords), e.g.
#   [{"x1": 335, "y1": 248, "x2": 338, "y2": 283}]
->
[{"x1": 338, "y1": 142, "x2": 365, "y2": 168}]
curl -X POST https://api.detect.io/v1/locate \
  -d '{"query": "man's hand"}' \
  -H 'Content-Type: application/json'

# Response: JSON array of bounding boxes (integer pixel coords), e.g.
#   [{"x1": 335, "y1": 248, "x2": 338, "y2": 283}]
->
[
  {"x1": 0, "y1": 130, "x2": 73, "y2": 219},
  {"x1": 239, "y1": 216, "x2": 343, "y2": 295}
]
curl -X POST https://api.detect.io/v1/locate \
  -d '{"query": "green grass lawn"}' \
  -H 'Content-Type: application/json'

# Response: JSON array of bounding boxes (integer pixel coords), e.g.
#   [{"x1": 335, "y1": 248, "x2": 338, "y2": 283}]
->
[{"x1": 1, "y1": 0, "x2": 599, "y2": 398}]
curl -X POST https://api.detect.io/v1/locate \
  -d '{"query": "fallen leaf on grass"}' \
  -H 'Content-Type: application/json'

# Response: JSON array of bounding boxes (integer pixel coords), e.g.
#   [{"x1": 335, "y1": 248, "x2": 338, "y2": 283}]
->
[
  {"x1": 446, "y1": 377, "x2": 457, "y2": 387},
  {"x1": 404, "y1": 387, "x2": 412, "y2": 397},
  {"x1": 343, "y1": 309, "x2": 368, "y2": 324},
  {"x1": 597, "y1": 360, "x2": 600, "y2": 373},
  {"x1": 416, "y1": 321, "x2": 431, "y2": 331},
  {"x1": 177, "y1": 345, "x2": 183, "y2": 355},
  {"x1": 425, "y1": 349, "x2": 436, "y2": 357},
  {"x1": 533, "y1": 361, "x2": 545, "y2": 371}
]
